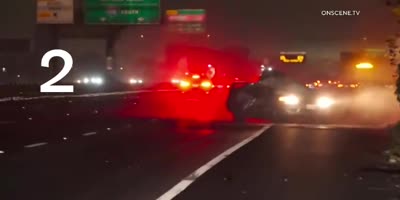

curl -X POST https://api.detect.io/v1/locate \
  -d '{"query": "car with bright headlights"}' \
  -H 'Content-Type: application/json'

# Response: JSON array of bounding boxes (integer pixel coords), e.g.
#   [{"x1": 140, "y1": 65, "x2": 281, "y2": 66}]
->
[
  {"x1": 75, "y1": 76, "x2": 104, "y2": 85},
  {"x1": 227, "y1": 70, "x2": 348, "y2": 122}
]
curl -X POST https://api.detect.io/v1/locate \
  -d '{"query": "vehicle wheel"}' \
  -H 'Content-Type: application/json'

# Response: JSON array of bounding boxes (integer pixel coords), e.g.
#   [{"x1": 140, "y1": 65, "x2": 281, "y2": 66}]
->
[
  {"x1": 232, "y1": 111, "x2": 247, "y2": 123},
  {"x1": 271, "y1": 111, "x2": 289, "y2": 123},
  {"x1": 260, "y1": 106, "x2": 286, "y2": 123},
  {"x1": 231, "y1": 92, "x2": 257, "y2": 123}
]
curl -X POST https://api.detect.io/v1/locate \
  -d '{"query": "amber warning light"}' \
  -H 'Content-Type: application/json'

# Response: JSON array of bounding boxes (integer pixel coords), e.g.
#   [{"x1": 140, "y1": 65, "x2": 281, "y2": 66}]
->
[
  {"x1": 280, "y1": 51, "x2": 306, "y2": 63},
  {"x1": 355, "y1": 62, "x2": 373, "y2": 69}
]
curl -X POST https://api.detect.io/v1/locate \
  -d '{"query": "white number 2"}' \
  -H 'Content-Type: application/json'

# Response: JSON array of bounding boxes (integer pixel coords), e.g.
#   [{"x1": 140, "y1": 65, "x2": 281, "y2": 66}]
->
[{"x1": 40, "y1": 49, "x2": 74, "y2": 93}]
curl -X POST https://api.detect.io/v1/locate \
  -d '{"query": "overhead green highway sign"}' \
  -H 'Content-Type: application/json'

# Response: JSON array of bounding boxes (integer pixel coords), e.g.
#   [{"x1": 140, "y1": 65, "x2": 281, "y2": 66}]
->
[{"x1": 84, "y1": 0, "x2": 160, "y2": 24}]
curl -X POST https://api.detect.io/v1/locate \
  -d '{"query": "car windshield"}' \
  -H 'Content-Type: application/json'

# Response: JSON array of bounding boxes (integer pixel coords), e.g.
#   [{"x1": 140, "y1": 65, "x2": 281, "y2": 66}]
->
[{"x1": 259, "y1": 71, "x2": 309, "y2": 93}]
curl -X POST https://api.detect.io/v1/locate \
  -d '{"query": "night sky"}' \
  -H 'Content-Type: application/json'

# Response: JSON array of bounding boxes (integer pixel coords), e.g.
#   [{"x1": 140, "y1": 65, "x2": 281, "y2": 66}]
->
[
  {"x1": 3, "y1": 0, "x2": 400, "y2": 64},
  {"x1": 0, "y1": 0, "x2": 35, "y2": 39},
  {"x1": 110, "y1": 0, "x2": 397, "y2": 74},
  {"x1": 165, "y1": 0, "x2": 397, "y2": 54}
]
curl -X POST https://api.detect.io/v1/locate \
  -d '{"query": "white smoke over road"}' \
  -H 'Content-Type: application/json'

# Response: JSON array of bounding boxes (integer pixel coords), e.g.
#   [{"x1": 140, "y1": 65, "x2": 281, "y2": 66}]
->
[{"x1": 340, "y1": 86, "x2": 400, "y2": 126}]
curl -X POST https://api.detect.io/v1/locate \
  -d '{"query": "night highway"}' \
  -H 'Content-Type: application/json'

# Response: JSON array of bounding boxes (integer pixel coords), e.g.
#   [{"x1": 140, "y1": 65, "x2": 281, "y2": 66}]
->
[
  {"x1": 0, "y1": 89, "x2": 398, "y2": 200},
  {"x1": 3, "y1": 0, "x2": 400, "y2": 199},
  {"x1": 0, "y1": 89, "x2": 257, "y2": 200},
  {"x1": 175, "y1": 125, "x2": 395, "y2": 200}
]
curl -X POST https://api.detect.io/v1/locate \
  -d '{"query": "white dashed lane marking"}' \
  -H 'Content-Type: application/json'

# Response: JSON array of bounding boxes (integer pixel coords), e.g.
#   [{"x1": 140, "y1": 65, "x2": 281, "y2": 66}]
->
[
  {"x1": 24, "y1": 142, "x2": 48, "y2": 148},
  {"x1": 157, "y1": 125, "x2": 272, "y2": 200},
  {"x1": 82, "y1": 132, "x2": 97, "y2": 136}
]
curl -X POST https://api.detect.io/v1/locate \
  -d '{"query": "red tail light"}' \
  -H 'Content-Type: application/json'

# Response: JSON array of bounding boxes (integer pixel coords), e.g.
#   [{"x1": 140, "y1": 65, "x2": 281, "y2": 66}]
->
[
  {"x1": 180, "y1": 80, "x2": 191, "y2": 89},
  {"x1": 201, "y1": 81, "x2": 212, "y2": 88},
  {"x1": 192, "y1": 74, "x2": 200, "y2": 79}
]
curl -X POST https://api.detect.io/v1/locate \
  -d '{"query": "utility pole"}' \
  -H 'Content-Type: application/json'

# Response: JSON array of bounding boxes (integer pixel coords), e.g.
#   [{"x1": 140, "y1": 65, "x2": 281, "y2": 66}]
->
[{"x1": 105, "y1": 26, "x2": 123, "y2": 73}]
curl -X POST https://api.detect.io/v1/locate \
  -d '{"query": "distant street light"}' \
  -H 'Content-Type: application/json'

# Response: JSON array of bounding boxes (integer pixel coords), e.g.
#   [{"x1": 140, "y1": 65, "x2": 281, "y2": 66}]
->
[
  {"x1": 1, "y1": 67, "x2": 6, "y2": 72},
  {"x1": 140, "y1": 34, "x2": 144, "y2": 38},
  {"x1": 17, "y1": 74, "x2": 21, "y2": 78},
  {"x1": 356, "y1": 62, "x2": 374, "y2": 69}
]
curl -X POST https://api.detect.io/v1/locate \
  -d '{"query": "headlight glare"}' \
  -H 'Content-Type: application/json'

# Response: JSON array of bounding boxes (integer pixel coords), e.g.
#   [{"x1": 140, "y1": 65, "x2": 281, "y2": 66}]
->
[
  {"x1": 90, "y1": 77, "x2": 103, "y2": 85},
  {"x1": 278, "y1": 95, "x2": 300, "y2": 105},
  {"x1": 316, "y1": 96, "x2": 334, "y2": 109}
]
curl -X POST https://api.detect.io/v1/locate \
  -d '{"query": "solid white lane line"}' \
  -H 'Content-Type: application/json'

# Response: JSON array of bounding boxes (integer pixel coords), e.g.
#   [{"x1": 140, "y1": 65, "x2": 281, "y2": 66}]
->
[
  {"x1": 24, "y1": 142, "x2": 48, "y2": 148},
  {"x1": 156, "y1": 125, "x2": 272, "y2": 200},
  {"x1": 215, "y1": 122, "x2": 270, "y2": 127},
  {"x1": 82, "y1": 132, "x2": 97, "y2": 136},
  {"x1": 279, "y1": 123, "x2": 387, "y2": 130}
]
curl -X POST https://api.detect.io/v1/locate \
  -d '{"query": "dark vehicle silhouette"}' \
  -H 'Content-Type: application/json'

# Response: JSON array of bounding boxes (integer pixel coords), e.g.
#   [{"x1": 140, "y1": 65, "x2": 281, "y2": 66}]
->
[{"x1": 227, "y1": 69, "x2": 349, "y2": 123}]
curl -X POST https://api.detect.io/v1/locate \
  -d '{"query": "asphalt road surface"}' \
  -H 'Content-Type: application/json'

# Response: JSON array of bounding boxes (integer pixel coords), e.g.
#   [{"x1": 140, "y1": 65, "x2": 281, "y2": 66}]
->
[
  {"x1": 175, "y1": 125, "x2": 396, "y2": 200},
  {"x1": 0, "y1": 89, "x2": 398, "y2": 200}
]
